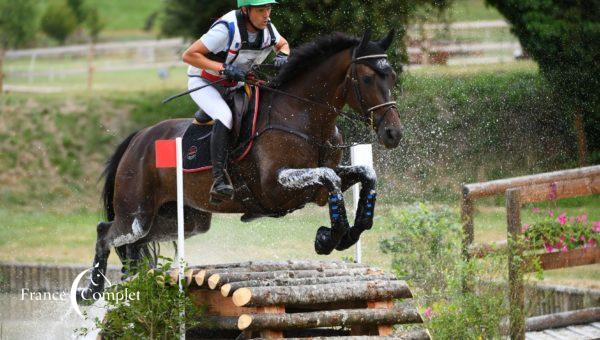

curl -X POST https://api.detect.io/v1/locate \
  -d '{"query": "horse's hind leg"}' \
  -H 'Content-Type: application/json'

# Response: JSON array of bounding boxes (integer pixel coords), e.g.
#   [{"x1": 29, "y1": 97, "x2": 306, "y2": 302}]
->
[
  {"x1": 333, "y1": 165, "x2": 377, "y2": 251},
  {"x1": 115, "y1": 243, "x2": 156, "y2": 279},
  {"x1": 277, "y1": 168, "x2": 350, "y2": 255},
  {"x1": 78, "y1": 221, "x2": 112, "y2": 301}
]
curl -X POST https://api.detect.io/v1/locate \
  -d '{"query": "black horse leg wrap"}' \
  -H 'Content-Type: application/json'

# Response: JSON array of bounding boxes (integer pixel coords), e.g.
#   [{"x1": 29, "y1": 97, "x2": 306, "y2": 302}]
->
[
  {"x1": 335, "y1": 190, "x2": 377, "y2": 251},
  {"x1": 314, "y1": 193, "x2": 350, "y2": 255},
  {"x1": 355, "y1": 190, "x2": 377, "y2": 230}
]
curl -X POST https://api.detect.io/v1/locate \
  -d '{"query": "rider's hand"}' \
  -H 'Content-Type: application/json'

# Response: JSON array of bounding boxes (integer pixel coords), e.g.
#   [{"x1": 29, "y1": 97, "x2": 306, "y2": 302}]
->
[
  {"x1": 273, "y1": 52, "x2": 289, "y2": 68},
  {"x1": 220, "y1": 64, "x2": 247, "y2": 81}
]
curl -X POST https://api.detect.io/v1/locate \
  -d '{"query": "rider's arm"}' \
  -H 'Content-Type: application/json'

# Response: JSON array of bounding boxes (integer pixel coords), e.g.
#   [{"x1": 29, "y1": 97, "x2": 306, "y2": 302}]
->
[
  {"x1": 182, "y1": 40, "x2": 225, "y2": 73},
  {"x1": 183, "y1": 24, "x2": 230, "y2": 72},
  {"x1": 271, "y1": 24, "x2": 290, "y2": 56},
  {"x1": 275, "y1": 36, "x2": 290, "y2": 55}
]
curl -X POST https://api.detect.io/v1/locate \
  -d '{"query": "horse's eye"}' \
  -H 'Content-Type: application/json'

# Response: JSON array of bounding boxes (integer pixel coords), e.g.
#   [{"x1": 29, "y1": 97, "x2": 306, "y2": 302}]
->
[{"x1": 362, "y1": 76, "x2": 373, "y2": 84}]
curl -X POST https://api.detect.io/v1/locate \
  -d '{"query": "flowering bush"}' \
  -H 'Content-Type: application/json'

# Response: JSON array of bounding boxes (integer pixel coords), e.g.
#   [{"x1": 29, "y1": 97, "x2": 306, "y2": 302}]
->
[
  {"x1": 380, "y1": 204, "x2": 509, "y2": 339},
  {"x1": 523, "y1": 209, "x2": 600, "y2": 253}
]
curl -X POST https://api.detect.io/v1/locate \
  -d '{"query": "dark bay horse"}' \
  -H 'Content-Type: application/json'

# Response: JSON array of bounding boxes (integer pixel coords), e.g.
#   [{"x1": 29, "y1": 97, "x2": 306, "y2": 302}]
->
[{"x1": 81, "y1": 30, "x2": 403, "y2": 299}]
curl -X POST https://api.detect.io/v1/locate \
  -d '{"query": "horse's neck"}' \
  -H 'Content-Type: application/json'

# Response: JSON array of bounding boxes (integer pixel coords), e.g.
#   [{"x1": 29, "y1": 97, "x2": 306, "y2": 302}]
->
[{"x1": 272, "y1": 49, "x2": 352, "y2": 138}]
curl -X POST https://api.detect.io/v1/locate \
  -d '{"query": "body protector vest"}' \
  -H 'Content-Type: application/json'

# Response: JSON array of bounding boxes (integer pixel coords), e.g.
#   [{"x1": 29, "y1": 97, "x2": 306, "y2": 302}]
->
[{"x1": 187, "y1": 10, "x2": 278, "y2": 84}]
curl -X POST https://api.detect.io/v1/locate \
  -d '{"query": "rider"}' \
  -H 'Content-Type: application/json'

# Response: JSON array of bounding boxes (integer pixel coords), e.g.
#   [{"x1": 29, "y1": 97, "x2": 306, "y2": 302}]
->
[{"x1": 182, "y1": 0, "x2": 290, "y2": 204}]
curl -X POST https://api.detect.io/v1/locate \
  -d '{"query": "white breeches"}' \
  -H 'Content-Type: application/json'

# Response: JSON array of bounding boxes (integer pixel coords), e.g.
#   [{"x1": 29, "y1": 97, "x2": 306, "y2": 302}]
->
[{"x1": 188, "y1": 77, "x2": 233, "y2": 129}]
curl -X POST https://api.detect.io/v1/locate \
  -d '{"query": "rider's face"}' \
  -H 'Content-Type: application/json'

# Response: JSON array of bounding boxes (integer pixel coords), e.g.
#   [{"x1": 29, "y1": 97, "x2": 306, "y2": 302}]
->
[{"x1": 244, "y1": 5, "x2": 272, "y2": 30}]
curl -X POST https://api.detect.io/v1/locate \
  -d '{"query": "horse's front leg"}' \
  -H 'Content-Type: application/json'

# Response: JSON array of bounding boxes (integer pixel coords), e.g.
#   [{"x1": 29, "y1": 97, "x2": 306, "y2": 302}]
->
[
  {"x1": 334, "y1": 165, "x2": 377, "y2": 251},
  {"x1": 277, "y1": 167, "x2": 350, "y2": 255}
]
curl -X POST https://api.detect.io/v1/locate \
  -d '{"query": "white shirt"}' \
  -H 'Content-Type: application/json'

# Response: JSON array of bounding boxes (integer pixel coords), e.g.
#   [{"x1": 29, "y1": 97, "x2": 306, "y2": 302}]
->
[{"x1": 200, "y1": 22, "x2": 281, "y2": 55}]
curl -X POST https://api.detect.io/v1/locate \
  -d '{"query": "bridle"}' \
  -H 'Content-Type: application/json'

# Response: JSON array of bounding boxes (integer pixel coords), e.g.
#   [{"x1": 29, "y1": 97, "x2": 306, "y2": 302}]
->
[
  {"x1": 340, "y1": 48, "x2": 398, "y2": 129},
  {"x1": 256, "y1": 47, "x2": 399, "y2": 130}
]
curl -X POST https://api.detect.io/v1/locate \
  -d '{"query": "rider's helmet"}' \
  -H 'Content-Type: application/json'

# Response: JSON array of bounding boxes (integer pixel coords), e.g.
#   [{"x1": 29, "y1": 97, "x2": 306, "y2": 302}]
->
[{"x1": 237, "y1": 0, "x2": 277, "y2": 7}]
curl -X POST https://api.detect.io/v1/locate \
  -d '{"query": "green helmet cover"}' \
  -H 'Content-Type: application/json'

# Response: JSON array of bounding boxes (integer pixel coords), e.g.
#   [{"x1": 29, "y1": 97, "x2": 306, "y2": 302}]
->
[{"x1": 237, "y1": 0, "x2": 277, "y2": 8}]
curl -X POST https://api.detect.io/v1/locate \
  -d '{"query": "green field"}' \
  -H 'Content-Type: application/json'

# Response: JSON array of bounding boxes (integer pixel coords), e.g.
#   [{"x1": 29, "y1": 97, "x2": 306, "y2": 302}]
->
[
  {"x1": 1, "y1": 198, "x2": 598, "y2": 288},
  {"x1": 449, "y1": 0, "x2": 503, "y2": 22}
]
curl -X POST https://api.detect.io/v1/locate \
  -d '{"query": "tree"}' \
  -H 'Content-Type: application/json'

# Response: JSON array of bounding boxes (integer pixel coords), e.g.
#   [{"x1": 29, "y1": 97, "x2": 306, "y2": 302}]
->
[
  {"x1": 41, "y1": 0, "x2": 78, "y2": 44},
  {"x1": 67, "y1": 0, "x2": 87, "y2": 25},
  {"x1": 0, "y1": 0, "x2": 38, "y2": 94},
  {"x1": 485, "y1": 0, "x2": 600, "y2": 164},
  {"x1": 160, "y1": 0, "x2": 452, "y2": 62},
  {"x1": 84, "y1": 5, "x2": 105, "y2": 90},
  {"x1": 85, "y1": 5, "x2": 105, "y2": 43},
  {"x1": 161, "y1": 0, "x2": 231, "y2": 40}
]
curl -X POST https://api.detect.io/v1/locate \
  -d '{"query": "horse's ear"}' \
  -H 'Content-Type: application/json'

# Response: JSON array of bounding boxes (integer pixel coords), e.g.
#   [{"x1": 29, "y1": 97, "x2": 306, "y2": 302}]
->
[
  {"x1": 378, "y1": 29, "x2": 396, "y2": 51},
  {"x1": 358, "y1": 29, "x2": 372, "y2": 51}
]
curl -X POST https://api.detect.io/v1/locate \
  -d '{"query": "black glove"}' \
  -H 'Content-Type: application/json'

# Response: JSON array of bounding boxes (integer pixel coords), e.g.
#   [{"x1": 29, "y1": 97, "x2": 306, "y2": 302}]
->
[
  {"x1": 220, "y1": 64, "x2": 247, "y2": 81},
  {"x1": 273, "y1": 52, "x2": 289, "y2": 68}
]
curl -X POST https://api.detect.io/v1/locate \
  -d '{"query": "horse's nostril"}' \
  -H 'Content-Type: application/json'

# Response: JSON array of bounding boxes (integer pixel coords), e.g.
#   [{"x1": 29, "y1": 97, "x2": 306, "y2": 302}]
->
[{"x1": 385, "y1": 128, "x2": 399, "y2": 141}]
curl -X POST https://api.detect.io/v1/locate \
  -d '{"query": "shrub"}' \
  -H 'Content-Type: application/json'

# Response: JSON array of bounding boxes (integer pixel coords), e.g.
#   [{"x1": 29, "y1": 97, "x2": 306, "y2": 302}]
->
[
  {"x1": 380, "y1": 203, "x2": 510, "y2": 338},
  {"x1": 78, "y1": 259, "x2": 205, "y2": 339},
  {"x1": 41, "y1": 0, "x2": 78, "y2": 44}
]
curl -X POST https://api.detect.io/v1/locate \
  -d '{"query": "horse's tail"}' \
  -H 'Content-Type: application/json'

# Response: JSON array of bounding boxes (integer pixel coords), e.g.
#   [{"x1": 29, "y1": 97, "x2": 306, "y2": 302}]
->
[{"x1": 101, "y1": 131, "x2": 139, "y2": 221}]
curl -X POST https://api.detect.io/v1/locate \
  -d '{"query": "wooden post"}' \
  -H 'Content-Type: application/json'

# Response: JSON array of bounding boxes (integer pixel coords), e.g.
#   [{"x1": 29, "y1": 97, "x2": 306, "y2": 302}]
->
[
  {"x1": 87, "y1": 43, "x2": 95, "y2": 91},
  {"x1": 0, "y1": 47, "x2": 5, "y2": 94},
  {"x1": 507, "y1": 188, "x2": 525, "y2": 340},
  {"x1": 461, "y1": 186, "x2": 474, "y2": 292},
  {"x1": 258, "y1": 305, "x2": 285, "y2": 339},
  {"x1": 368, "y1": 300, "x2": 394, "y2": 336}
]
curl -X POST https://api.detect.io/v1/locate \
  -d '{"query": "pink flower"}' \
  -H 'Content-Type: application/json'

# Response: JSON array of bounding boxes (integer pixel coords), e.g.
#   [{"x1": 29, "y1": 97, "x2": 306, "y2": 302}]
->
[
  {"x1": 522, "y1": 224, "x2": 530, "y2": 232},
  {"x1": 577, "y1": 215, "x2": 588, "y2": 223},
  {"x1": 424, "y1": 307, "x2": 432, "y2": 318},
  {"x1": 593, "y1": 222, "x2": 600, "y2": 233},
  {"x1": 549, "y1": 211, "x2": 555, "y2": 218},
  {"x1": 561, "y1": 245, "x2": 569, "y2": 253},
  {"x1": 569, "y1": 217, "x2": 575, "y2": 223},
  {"x1": 588, "y1": 239, "x2": 597, "y2": 247},
  {"x1": 557, "y1": 214, "x2": 567, "y2": 225},
  {"x1": 532, "y1": 207, "x2": 541, "y2": 214},
  {"x1": 570, "y1": 237, "x2": 577, "y2": 242},
  {"x1": 544, "y1": 243, "x2": 555, "y2": 253},
  {"x1": 581, "y1": 235, "x2": 587, "y2": 241}
]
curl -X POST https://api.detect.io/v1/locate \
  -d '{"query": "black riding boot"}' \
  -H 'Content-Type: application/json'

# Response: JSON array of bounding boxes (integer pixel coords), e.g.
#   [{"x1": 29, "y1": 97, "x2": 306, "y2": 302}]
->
[{"x1": 210, "y1": 120, "x2": 234, "y2": 204}]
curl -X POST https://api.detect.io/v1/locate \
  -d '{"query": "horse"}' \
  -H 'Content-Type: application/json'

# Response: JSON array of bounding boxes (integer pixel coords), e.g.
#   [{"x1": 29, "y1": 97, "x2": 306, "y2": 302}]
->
[{"x1": 80, "y1": 29, "x2": 403, "y2": 299}]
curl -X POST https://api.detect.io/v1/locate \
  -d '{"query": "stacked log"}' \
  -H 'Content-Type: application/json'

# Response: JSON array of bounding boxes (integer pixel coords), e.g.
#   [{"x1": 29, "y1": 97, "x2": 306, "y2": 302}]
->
[{"x1": 173, "y1": 260, "x2": 429, "y2": 339}]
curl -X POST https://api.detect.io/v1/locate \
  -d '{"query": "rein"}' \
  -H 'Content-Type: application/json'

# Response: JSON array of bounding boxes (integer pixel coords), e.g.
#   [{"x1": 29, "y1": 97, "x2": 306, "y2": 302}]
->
[{"x1": 248, "y1": 48, "x2": 398, "y2": 149}]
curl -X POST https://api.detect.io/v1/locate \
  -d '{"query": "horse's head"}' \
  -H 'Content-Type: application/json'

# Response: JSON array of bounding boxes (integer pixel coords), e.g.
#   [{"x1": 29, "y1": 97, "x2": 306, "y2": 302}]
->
[{"x1": 343, "y1": 30, "x2": 403, "y2": 149}]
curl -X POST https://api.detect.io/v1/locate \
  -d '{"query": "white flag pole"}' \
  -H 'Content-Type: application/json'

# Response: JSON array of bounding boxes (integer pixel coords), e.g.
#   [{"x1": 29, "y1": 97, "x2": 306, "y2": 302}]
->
[
  {"x1": 175, "y1": 137, "x2": 186, "y2": 339},
  {"x1": 350, "y1": 144, "x2": 373, "y2": 264}
]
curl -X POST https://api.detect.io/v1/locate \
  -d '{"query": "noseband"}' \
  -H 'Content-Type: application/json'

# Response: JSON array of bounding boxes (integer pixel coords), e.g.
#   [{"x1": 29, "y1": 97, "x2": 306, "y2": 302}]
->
[{"x1": 341, "y1": 48, "x2": 398, "y2": 129}]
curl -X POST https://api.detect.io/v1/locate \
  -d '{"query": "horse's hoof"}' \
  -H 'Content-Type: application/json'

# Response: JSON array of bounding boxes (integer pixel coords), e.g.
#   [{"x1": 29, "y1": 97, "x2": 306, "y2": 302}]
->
[
  {"x1": 335, "y1": 227, "x2": 361, "y2": 251},
  {"x1": 314, "y1": 226, "x2": 335, "y2": 255}
]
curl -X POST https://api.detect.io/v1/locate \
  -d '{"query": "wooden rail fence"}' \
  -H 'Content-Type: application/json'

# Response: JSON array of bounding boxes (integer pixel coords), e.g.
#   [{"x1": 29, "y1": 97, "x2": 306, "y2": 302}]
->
[{"x1": 461, "y1": 165, "x2": 600, "y2": 339}]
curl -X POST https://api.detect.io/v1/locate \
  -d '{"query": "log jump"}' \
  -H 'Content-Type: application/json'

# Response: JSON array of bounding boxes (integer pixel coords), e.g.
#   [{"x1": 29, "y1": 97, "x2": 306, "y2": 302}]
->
[{"x1": 169, "y1": 259, "x2": 429, "y2": 339}]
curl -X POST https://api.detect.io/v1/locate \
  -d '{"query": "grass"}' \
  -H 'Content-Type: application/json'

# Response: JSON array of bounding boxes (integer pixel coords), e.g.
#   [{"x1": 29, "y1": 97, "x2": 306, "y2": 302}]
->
[
  {"x1": 449, "y1": 0, "x2": 504, "y2": 22},
  {"x1": 37, "y1": 0, "x2": 162, "y2": 32},
  {"x1": 0, "y1": 200, "x2": 598, "y2": 288}
]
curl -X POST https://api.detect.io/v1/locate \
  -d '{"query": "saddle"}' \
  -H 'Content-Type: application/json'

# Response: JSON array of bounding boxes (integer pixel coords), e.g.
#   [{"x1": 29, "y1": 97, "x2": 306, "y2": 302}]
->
[
  {"x1": 193, "y1": 84, "x2": 252, "y2": 142},
  {"x1": 182, "y1": 85, "x2": 257, "y2": 172}
]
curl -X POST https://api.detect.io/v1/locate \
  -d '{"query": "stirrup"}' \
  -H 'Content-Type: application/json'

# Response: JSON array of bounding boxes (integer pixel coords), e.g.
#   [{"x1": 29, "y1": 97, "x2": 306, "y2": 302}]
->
[{"x1": 209, "y1": 172, "x2": 234, "y2": 205}]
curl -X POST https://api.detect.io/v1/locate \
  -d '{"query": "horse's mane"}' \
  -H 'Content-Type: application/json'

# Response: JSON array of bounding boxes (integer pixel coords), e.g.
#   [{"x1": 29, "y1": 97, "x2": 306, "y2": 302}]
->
[{"x1": 270, "y1": 32, "x2": 385, "y2": 88}]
